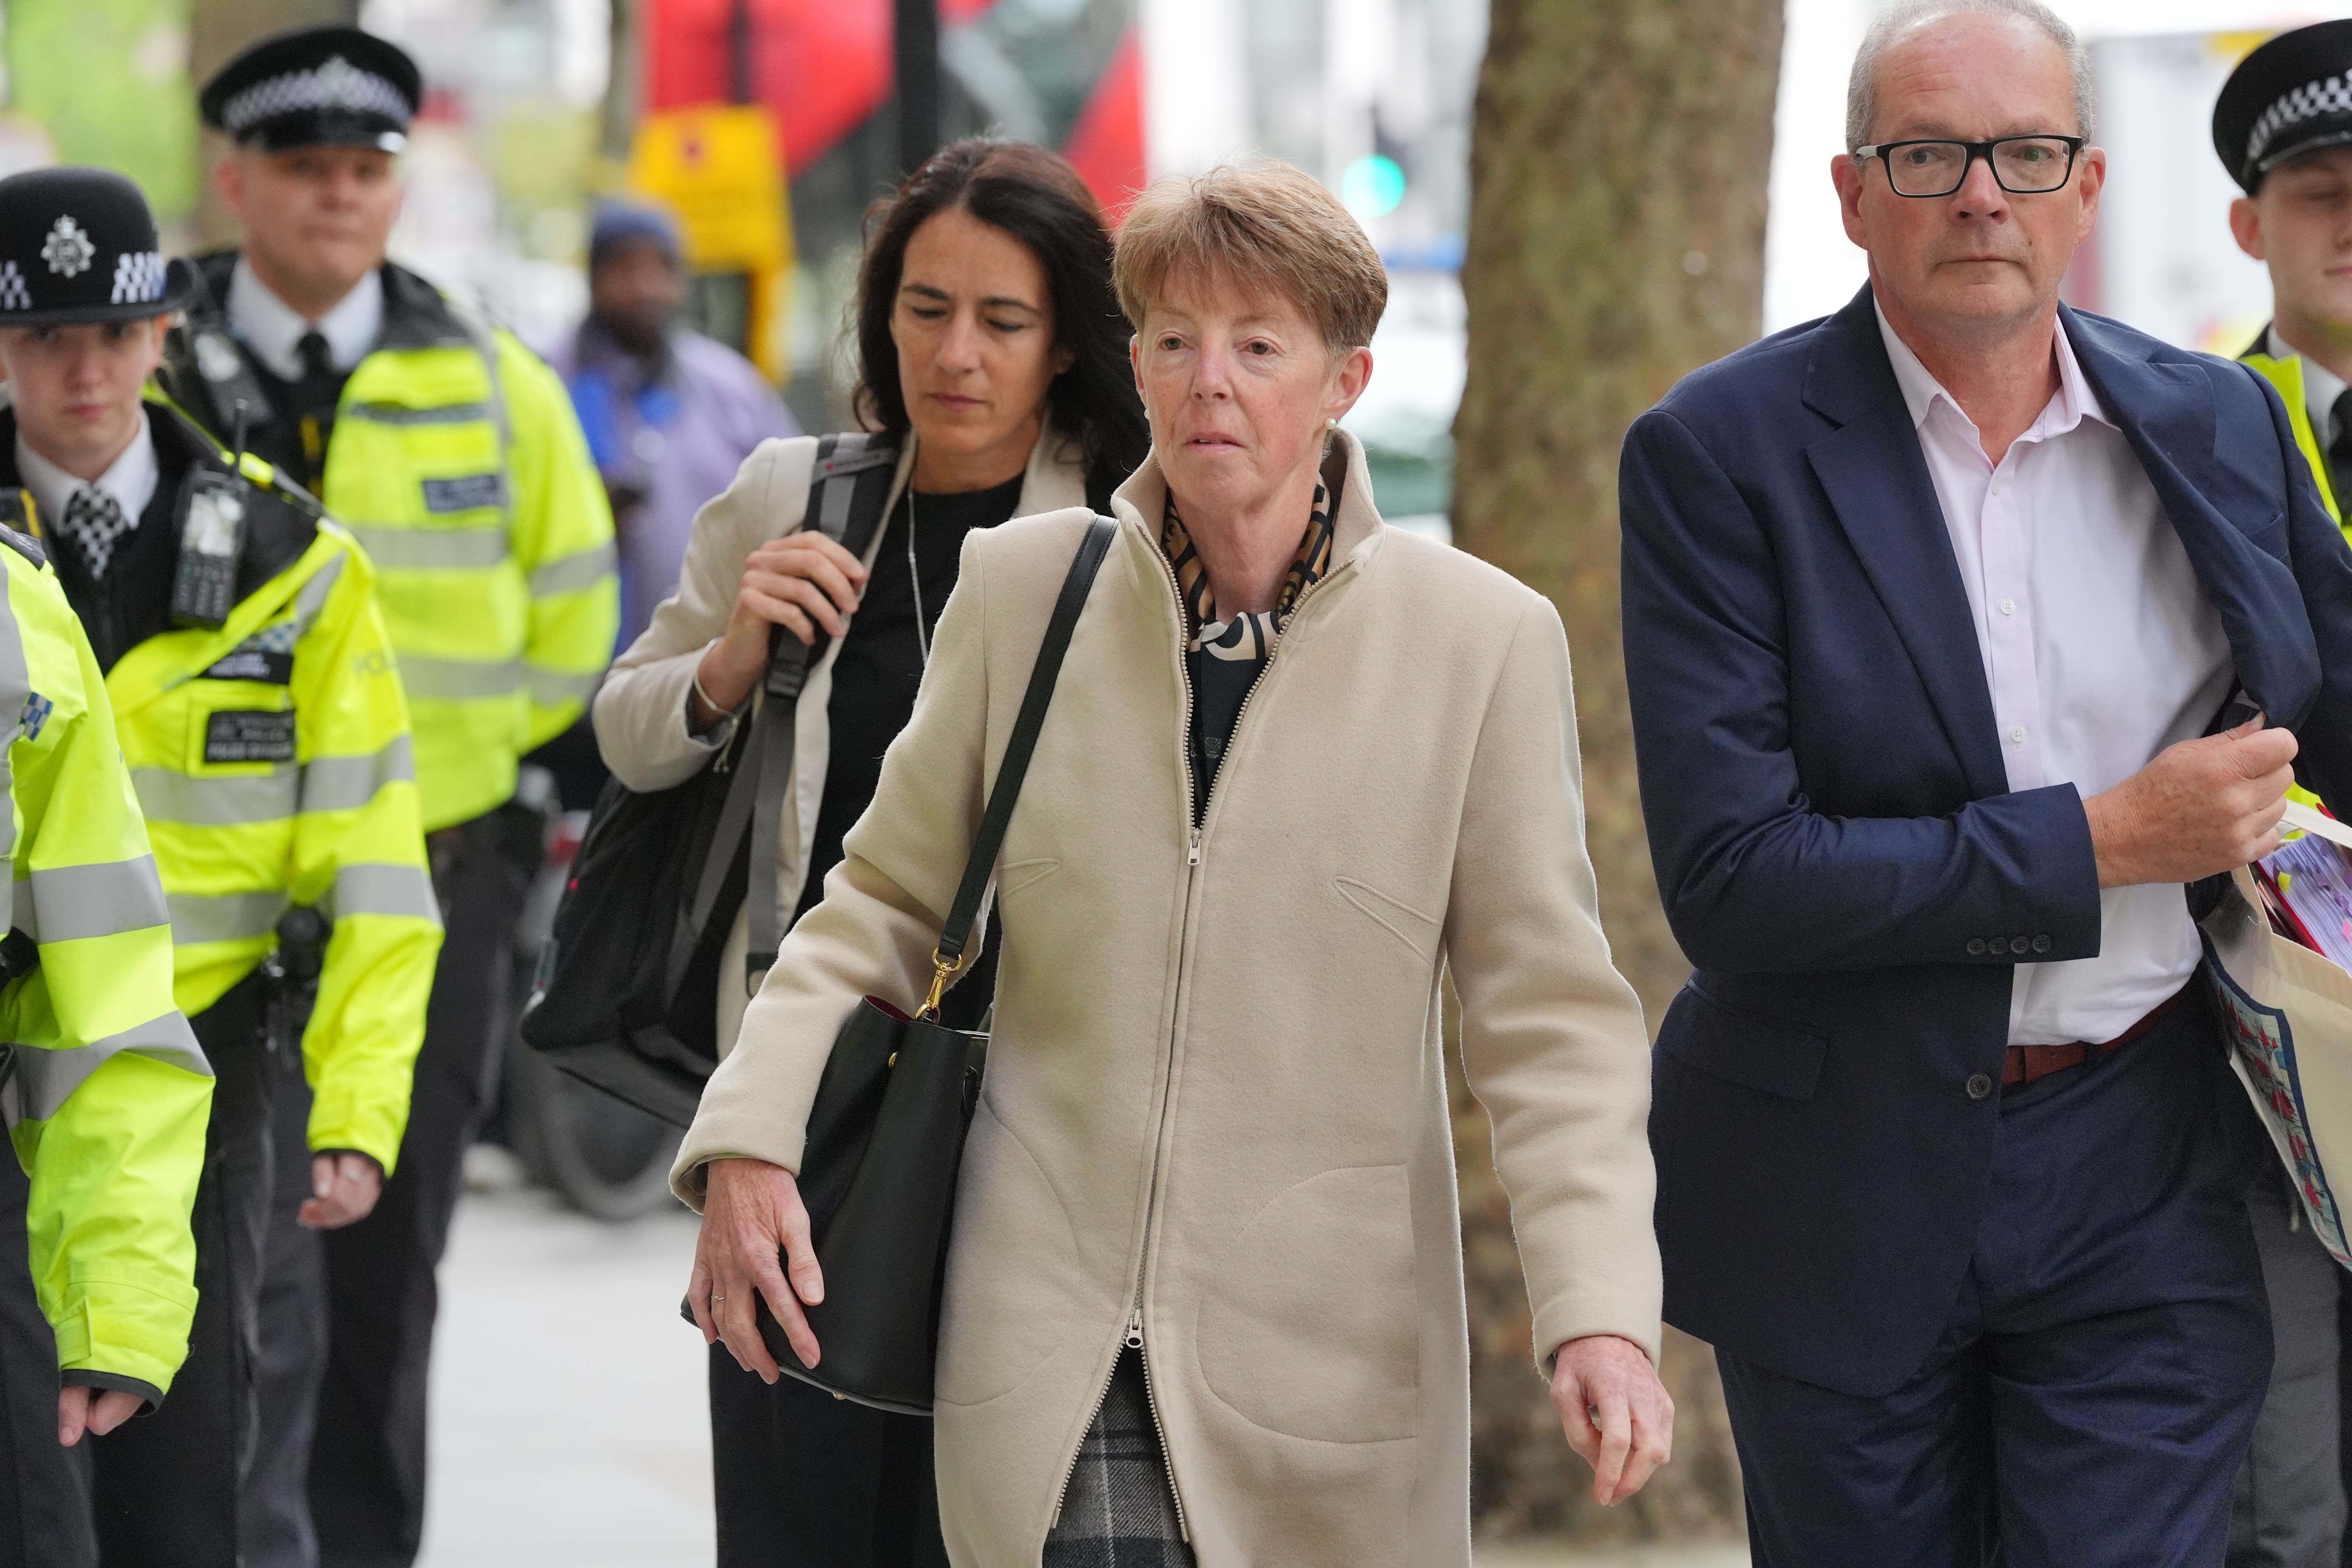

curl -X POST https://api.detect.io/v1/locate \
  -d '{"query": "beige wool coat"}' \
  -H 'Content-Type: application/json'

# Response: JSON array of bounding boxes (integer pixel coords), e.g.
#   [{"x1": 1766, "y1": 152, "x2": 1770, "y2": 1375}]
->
[
  {"x1": 593, "y1": 428, "x2": 1087, "y2": 1052},
  {"x1": 671, "y1": 433, "x2": 1662, "y2": 1568}
]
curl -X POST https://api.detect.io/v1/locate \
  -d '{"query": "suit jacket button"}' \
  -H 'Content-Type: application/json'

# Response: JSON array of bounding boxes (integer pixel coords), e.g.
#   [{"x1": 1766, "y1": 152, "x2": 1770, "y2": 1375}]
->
[
  {"x1": 2031, "y1": 935, "x2": 2052, "y2": 954},
  {"x1": 1966, "y1": 937, "x2": 1987, "y2": 956},
  {"x1": 1987, "y1": 936, "x2": 2009, "y2": 955},
  {"x1": 1966, "y1": 1073, "x2": 1993, "y2": 1101},
  {"x1": 2012, "y1": 935, "x2": 2031, "y2": 954}
]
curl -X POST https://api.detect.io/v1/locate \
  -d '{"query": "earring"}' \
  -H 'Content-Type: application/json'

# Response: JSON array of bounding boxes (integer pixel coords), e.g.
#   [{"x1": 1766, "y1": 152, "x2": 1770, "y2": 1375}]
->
[{"x1": 1325, "y1": 418, "x2": 1338, "y2": 430}]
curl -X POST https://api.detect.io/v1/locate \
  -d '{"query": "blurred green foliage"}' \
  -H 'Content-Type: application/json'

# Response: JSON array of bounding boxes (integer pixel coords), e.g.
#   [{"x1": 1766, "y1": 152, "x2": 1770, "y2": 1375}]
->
[{"x1": 7, "y1": 0, "x2": 199, "y2": 219}]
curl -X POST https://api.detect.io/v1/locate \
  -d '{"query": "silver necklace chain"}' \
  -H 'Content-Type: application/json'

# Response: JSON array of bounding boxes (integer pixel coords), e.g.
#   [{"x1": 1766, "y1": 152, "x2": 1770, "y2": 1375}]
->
[{"x1": 907, "y1": 490, "x2": 931, "y2": 668}]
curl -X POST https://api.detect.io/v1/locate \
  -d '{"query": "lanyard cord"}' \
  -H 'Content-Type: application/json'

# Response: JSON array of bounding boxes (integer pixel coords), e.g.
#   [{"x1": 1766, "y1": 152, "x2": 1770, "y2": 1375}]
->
[{"x1": 907, "y1": 490, "x2": 931, "y2": 668}]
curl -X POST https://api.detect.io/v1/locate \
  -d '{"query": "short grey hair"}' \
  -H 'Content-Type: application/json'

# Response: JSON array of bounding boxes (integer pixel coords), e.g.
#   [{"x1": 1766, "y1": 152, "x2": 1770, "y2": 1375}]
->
[{"x1": 1846, "y1": 0, "x2": 2094, "y2": 152}]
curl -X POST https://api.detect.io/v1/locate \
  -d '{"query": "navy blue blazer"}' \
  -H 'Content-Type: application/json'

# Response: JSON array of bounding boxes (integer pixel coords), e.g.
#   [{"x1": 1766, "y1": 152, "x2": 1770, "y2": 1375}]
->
[{"x1": 1620, "y1": 285, "x2": 2352, "y2": 1397}]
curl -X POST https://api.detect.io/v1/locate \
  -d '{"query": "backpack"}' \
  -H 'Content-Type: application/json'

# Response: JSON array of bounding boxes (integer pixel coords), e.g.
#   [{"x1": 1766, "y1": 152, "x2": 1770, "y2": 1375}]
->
[{"x1": 519, "y1": 433, "x2": 899, "y2": 1125}]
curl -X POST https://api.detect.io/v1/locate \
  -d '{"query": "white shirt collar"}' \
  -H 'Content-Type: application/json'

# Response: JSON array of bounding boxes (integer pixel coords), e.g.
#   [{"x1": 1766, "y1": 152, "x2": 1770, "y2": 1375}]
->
[
  {"x1": 1875, "y1": 301, "x2": 2112, "y2": 449},
  {"x1": 2269, "y1": 325, "x2": 2349, "y2": 447},
  {"x1": 227, "y1": 258, "x2": 383, "y2": 383},
  {"x1": 16, "y1": 410, "x2": 158, "y2": 532}
]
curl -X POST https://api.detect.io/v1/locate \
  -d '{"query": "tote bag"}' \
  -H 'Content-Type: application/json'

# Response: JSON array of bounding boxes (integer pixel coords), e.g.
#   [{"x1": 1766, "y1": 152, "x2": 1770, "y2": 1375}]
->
[{"x1": 2202, "y1": 801, "x2": 2352, "y2": 1268}]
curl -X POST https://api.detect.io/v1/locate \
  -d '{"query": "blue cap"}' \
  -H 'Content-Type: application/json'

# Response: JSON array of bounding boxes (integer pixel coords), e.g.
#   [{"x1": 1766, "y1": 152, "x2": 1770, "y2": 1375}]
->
[{"x1": 589, "y1": 200, "x2": 682, "y2": 270}]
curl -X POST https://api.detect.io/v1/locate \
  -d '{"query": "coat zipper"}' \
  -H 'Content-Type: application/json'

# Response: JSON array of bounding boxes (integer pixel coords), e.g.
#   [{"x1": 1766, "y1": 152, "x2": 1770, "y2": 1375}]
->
[{"x1": 1048, "y1": 526, "x2": 1348, "y2": 1539}]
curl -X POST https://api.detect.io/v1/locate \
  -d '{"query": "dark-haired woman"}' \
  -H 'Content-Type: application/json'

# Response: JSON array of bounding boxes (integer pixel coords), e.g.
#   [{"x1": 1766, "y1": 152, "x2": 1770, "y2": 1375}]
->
[{"x1": 593, "y1": 137, "x2": 1147, "y2": 1566}]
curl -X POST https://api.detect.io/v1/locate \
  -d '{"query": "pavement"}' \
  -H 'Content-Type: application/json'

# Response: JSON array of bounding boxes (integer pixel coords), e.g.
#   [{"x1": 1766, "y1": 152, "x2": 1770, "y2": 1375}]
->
[{"x1": 416, "y1": 1172, "x2": 1750, "y2": 1568}]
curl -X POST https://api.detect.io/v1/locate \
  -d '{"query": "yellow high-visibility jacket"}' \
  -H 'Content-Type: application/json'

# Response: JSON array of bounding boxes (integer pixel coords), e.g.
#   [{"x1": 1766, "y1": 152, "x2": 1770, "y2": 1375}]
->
[
  {"x1": 2243, "y1": 345, "x2": 2352, "y2": 813},
  {"x1": 167, "y1": 257, "x2": 618, "y2": 831},
  {"x1": 13, "y1": 403, "x2": 440, "y2": 1172},
  {"x1": 0, "y1": 532, "x2": 211, "y2": 1402},
  {"x1": 2243, "y1": 345, "x2": 2350, "y2": 536}
]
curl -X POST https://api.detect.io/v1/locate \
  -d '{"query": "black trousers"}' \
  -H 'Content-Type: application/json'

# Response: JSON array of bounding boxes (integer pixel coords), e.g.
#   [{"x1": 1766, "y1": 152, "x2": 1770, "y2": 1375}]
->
[
  {"x1": 709, "y1": 1348, "x2": 949, "y2": 1568},
  {"x1": 0, "y1": 1131, "x2": 97, "y2": 1568},
  {"x1": 305, "y1": 802, "x2": 536, "y2": 1568},
  {"x1": 246, "y1": 1042, "x2": 327, "y2": 1568},
  {"x1": 87, "y1": 975, "x2": 278, "y2": 1568}
]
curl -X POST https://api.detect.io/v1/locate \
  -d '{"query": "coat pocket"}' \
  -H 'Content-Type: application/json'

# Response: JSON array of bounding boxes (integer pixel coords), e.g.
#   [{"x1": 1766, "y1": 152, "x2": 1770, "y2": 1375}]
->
[
  {"x1": 1656, "y1": 984, "x2": 1829, "y2": 1100},
  {"x1": 935, "y1": 1098, "x2": 1082, "y2": 1408},
  {"x1": 1195, "y1": 1165, "x2": 1419, "y2": 1442},
  {"x1": 1333, "y1": 878, "x2": 1442, "y2": 962}
]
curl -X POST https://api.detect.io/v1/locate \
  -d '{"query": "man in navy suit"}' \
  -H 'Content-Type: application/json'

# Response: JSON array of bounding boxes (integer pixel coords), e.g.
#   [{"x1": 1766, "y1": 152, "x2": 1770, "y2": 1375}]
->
[{"x1": 1621, "y1": 2, "x2": 2352, "y2": 1563}]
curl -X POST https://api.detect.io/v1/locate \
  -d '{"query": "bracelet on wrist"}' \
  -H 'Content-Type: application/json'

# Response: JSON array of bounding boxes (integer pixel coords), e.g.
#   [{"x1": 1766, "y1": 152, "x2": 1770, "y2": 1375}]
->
[{"x1": 692, "y1": 649, "x2": 747, "y2": 720}]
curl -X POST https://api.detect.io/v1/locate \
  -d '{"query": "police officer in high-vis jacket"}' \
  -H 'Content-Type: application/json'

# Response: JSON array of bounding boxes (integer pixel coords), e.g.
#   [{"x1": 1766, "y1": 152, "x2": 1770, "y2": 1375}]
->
[
  {"x1": 0, "y1": 407, "x2": 213, "y2": 1563},
  {"x1": 2216, "y1": 26, "x2": 2352, "y2": 1568},
  {"x1": 160, "y1": 25, "x2": 617, "y2": 1567},
  {"x1": 0, "y1": 164, "x2": 439, "y2": 1568}
]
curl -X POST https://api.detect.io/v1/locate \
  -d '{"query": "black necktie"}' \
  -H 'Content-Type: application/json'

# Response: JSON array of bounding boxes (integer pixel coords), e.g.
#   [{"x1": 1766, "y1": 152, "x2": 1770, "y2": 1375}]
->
[
  {"x1": 297, "y1": 329, "x2": 333, "y2": 386},
  {"x1": 2327, "y1": 389, "x2": 2352, "y2": 513},
  {"x1": 294, "y1": 330, "x2": 338, "y2": 485}
]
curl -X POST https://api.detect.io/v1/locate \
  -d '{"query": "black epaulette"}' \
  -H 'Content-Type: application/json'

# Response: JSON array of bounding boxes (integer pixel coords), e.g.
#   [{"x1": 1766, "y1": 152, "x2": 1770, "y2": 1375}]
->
[{"x1": 0, "y1": 491, "x2": 46, "y2": 570}]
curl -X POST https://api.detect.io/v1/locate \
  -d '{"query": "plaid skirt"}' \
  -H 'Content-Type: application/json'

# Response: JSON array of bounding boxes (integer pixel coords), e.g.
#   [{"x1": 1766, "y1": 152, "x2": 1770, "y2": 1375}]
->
[{"x1": 1043, "y1": 1348, "x2": 1194, "y2": 1568}]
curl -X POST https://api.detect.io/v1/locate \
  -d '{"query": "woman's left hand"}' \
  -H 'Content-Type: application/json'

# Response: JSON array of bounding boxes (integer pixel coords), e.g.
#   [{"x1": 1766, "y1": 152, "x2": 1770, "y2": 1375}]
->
[{"x1": 1549, "y1": 1333, "x2": 1675, "y2": 1505}]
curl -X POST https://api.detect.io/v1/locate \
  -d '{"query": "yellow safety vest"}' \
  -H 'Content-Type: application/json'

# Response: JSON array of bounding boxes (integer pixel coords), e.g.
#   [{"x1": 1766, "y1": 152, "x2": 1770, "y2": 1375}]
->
[
  {"x1": 2241, "y1": 348, "x2": 2350, "y2": 815},
  {"x1": 20, "y1": 403, "x2": 441, "y2": 1172},
  {"x1": 170, "y1": 260, "x2": 618, "y2": 831},
  {"x1": 0, "y1": 533, "x2": 211, "y2": 1399},
  {"x1": 2243, "y1": 350, "x2": 2350, "y2": 536}
]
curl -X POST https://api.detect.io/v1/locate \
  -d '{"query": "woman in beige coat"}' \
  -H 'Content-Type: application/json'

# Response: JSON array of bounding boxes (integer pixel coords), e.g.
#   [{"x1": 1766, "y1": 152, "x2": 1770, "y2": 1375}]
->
[{"x1": 679, "y1": 160, "x2": 1671, "y2": 1568}]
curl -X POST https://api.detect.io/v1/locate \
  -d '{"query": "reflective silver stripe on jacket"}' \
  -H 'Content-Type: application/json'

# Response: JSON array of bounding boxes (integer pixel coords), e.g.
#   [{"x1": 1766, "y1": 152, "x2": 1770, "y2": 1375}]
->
[
  {"x1": 132, "y1": 766, "x2": 299, "y2": 828},
  {"x1": 326, "y1": 863, "x2": 440, "y2": 924},
  {"x1": 2, "y1": 1010, "x2": 211, "y2": 1125},
  {"x1": 294, "y1": 554, "x2": 344, "y2": 635},
  {"x1": 527, "y1": 543, "x2": 616, "y2": 598},
  {"x1": 343, "y1": 401, "x2": 493, "y2": 427},
  {"x1": 397, "y1": 655, "x2": 523, "y2": 701},
  {"x1": 11, "y1": 854, "x2": 171, "y2": 942},
  {"x1": 299, "y1": 736, "x2": 414, "y2": 815},
  {"x1": 0, "y1": 566, "x2": 31, "y2": 862},
  {"x1": 525, "y1": 666, "x2": 599, "y2": 708},
  {"x1": 346, "y1": 525, "x2": 508, "y2": 572},
  {"x1": 168, "y1": 889, "x2": 289, "y2": 946}
]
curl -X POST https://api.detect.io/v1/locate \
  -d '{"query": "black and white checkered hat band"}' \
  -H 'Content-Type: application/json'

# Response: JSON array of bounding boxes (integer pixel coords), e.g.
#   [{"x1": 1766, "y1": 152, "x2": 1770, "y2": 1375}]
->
[
  {"x1": 2249, "y1": 72, "x2": 2352, "y2": 169},
  {"x1": 219, "y1": 56, "x2": 408, "y2": 135},
  {"x1": 0, "y1": 254, "x2": 164, "y2": 312},
  {"x1": 111, "y1": 251, "x2": 163, "y2": 305}
]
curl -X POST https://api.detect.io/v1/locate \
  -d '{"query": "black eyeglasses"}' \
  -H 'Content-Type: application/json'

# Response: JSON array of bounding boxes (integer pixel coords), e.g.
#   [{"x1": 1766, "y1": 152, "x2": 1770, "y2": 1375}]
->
[{"x1": 1853, "y1": 135, "x2": 2087, "y2": 198}]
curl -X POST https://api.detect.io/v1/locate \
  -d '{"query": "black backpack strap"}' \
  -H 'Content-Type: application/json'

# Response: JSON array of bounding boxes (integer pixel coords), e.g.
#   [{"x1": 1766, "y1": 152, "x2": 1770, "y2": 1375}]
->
[
  {"x1": 741, "y1": 433, "x2": 903, "y2": 987},
  {"x1": 917, "y1": 513, "x2": 1118, "y2": 1018}
]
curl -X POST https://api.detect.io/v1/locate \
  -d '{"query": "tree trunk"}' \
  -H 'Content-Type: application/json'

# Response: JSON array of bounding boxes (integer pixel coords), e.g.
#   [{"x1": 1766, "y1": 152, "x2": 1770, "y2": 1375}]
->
[{"x1": 1450, "y1": 0, "x2": 1784, "y2": 1543}]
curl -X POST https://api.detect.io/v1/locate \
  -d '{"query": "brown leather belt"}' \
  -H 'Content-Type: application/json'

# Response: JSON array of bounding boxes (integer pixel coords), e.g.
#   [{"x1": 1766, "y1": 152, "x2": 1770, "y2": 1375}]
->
[{"x1": 2002, "y1": 986, "x2": 2188, "y2": 1089}]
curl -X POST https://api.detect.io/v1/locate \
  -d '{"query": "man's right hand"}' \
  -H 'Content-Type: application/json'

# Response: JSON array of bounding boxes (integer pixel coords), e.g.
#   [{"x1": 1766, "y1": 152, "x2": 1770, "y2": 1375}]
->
[
  {"x1": 2083, "y1": 717, "x2": 2299, "y2": 888},
  {"x1": 689, "y1": 532, "x2": 868, "y2": 729},
  {"x1": 687, "y1": 1156, "x2": 825, "y2": 1383}
]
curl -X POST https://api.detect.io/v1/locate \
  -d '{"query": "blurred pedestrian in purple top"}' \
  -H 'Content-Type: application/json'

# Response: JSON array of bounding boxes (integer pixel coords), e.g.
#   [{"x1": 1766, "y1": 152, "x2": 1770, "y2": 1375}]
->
[{"x1": 555, "y1": 200, "x2": 797, "y2": 651}]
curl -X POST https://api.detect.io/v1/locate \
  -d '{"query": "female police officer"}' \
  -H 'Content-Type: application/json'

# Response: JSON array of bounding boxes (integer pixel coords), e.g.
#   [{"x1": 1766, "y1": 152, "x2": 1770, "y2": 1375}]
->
[{"x1": 0, "y1": 165, "x2": 439, "y2": 1568}]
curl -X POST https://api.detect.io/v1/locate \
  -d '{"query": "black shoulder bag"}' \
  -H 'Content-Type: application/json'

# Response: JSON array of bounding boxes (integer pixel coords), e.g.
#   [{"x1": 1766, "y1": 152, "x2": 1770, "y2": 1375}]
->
[
  {"x1": 686, "y1": 513, "x2": 1118, "y2": 1415},
  {"x1": 521, "y1": 433, "x2": 900, "y2": 1125}
]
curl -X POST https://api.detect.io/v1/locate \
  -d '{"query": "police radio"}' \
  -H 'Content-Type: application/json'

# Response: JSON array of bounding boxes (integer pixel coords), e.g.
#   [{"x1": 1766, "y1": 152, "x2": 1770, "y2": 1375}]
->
[
  {"x1": 171, "y1": 470, "x2": 247, "y2": 629},
  {"x1": 171, "y1": 400, "x2": 255, "y2": 630}
]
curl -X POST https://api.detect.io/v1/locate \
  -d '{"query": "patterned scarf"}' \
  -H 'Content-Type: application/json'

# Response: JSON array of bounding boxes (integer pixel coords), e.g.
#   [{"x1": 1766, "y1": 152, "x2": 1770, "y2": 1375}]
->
[{"x1": 1160, "y1": 482, "x2": 1336, "y2": 660}]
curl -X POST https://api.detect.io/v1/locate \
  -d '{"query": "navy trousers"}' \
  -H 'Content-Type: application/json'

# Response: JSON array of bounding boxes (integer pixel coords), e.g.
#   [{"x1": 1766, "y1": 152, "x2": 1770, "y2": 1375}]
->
[{"x1": 1716, "y1": 993, "x2": 2274, "y2": 1568}]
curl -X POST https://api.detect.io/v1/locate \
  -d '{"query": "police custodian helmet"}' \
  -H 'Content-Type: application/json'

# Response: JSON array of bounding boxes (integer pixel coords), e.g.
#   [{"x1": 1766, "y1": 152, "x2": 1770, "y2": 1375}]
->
[
  {"x1": 2214, "y1": 20, "x2": 2352, "y2": 193},
  {"x1": 0, "y1": 167, "x2": 194, "y2": 328},
  {"x1": 198, "y1": 25, "x2": 421, "y2": 155}
]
